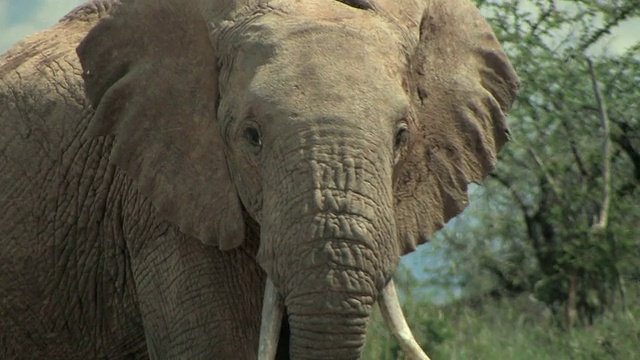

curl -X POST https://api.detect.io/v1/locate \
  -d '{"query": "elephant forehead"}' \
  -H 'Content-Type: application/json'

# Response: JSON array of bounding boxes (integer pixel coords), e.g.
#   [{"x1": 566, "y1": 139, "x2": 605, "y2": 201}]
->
[
  {"x1": 254, "y1": 10, "x2": 406, "y2": 77},
  {"x1": 243, "y1": 25, "x2": 408, "y2": 120}
]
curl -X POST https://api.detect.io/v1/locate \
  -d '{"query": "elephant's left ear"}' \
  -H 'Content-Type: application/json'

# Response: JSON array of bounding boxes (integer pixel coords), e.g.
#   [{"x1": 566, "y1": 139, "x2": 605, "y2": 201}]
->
[
  {"x1": 76, "y1": 0, "x2": 245, "y2": 249},
  {"x1": 394, "y1": 0, "x2": 519, "y2": 254}
]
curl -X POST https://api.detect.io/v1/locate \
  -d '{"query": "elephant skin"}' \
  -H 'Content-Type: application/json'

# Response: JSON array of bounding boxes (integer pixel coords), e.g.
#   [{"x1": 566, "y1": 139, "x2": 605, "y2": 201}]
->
[{"x1": 0, "y1": 0, "x2": 518, "y2": 359}]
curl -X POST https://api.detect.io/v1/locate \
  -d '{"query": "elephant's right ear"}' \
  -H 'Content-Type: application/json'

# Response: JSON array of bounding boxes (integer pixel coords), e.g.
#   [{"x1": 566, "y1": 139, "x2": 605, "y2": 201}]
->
[{"x1": 77, "y1": 1, "x2": 245, "y2": 250}]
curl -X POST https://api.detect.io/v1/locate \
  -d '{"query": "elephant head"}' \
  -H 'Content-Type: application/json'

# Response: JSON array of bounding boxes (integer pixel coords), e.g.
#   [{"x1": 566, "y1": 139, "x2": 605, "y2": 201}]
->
[{"x1": 77, "y1": 0, "x2": 518, "y2": 358}]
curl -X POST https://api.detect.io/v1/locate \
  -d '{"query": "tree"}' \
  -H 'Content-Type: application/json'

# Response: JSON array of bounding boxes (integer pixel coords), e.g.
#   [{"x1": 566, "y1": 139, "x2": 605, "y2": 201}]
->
[{"x1": 425, "y1": 0, "x2": 640, "y2": 327}]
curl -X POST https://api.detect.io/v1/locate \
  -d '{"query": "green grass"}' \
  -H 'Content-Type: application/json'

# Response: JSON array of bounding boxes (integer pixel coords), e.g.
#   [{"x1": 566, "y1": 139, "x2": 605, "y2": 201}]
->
[{"x1": 364, "y1": 287, "x2": 640, "y2": 360}]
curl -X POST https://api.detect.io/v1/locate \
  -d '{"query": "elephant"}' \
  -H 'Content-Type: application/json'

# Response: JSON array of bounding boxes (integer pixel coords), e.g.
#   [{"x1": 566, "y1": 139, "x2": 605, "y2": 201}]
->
[{"x1": 0, "y1": 0, "x2": 518, "y2": 359}]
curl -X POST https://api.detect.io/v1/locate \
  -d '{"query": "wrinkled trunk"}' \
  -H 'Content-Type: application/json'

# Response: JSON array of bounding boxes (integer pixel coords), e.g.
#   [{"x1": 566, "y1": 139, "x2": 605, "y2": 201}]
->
[
  {"x1": 283, "y1": 234, "x2": 380, "y2": 359},
  {"x1": 275, "y1": 202, "x2": 396, "y2": 359},
  {"x1": 257, "y1": 129, "x2": 398, "y2": 359},
  {"x1": 288, "y1": 302, "x2": 370, "y2": 359},
  {"x1": 280, "y1": 221, "x2": 393, "y2": 359},
  {"x1": 258, "y1": 279, "x2": 432, "y2": 360}
]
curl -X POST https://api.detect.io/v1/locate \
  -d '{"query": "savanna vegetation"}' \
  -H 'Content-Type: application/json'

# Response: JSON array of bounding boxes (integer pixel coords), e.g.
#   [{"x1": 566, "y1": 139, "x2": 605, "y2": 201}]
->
[{"x1": 365, "y1": 0, "x2": 640, "y2": 358}]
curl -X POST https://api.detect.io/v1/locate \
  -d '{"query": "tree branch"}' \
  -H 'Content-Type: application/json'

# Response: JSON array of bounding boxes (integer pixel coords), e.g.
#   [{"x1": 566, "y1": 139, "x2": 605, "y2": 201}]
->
[
  {"x1": 560, "y1": 118, "x2": 590, "y2": 178},
  {"x1": 489, "y1": 172, "x2": 530, "y2": 215},
  {"x1": 528, "y1": 148, "x2": 562, "y2": 197},
  {"x1": 587, "y1": 57, "x2": 611, "y2": 231},
  {"x1": 611, "y1": 120, "x2": 640, "y2": 182}
]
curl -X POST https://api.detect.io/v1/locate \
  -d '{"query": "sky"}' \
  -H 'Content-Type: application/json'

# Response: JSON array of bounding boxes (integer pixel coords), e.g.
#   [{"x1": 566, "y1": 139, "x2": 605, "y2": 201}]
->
[{"x1": 0, "y1": 0, "x2": 85, "y2": 52}]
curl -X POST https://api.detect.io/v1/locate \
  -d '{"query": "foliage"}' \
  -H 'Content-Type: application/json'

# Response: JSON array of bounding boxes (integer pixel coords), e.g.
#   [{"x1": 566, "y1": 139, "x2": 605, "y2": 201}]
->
[
  {"x1": 417, "y1": 0, "x2": 640, "y2": 327},
  {"x1": 364, "y1": 281, "x2": 640, "y2": 359}
]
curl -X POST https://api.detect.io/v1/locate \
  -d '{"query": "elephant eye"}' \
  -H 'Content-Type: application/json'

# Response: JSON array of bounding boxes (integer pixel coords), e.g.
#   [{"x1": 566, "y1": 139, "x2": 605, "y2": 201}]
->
[
  {"x1": 393, "y1": 122, "x2": 409, "y2": 165},
  {"x1": 244, "y1": 126, "x2": 263, "y2": 149},
  {"x1": 394, "y1": 122, "x2": 409, "y2": 150}
]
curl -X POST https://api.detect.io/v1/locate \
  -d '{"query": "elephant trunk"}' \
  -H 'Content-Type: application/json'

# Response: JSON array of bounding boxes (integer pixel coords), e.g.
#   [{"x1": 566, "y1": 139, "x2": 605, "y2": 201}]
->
[
  {"x1": 257, "y1": 131, "x2": 399, "y2": 359},
  {"x1": 278, "y1": 222, "x2": 388, "y2": 360},
  {"x1": 284, "y1": 234, "x2": 379, "y2": 359},
  {"x1": 288, "y1": 302, "x2": 370, "y2": 359}
]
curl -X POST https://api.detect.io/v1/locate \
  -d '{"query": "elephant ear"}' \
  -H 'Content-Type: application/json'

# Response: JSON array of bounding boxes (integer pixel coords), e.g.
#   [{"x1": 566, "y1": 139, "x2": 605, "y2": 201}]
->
[
  {"x1": 76, "y1": 0, "x2": 244, "y2": 249},
  {"x1": 394, "y1": 0, "x2": 519, "y2": 254}
]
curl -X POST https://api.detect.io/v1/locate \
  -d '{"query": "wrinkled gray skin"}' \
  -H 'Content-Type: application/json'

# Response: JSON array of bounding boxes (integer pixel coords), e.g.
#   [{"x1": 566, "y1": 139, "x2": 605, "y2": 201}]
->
[{"x1": 0, "y1": 0, "x2": 518, "y2": 359}]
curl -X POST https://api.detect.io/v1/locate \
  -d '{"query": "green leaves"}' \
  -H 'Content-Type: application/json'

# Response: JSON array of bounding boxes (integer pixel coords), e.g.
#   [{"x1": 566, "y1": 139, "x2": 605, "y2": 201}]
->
[{"x1": 419, "y1": 0, "x2": 640, "y2": 325}]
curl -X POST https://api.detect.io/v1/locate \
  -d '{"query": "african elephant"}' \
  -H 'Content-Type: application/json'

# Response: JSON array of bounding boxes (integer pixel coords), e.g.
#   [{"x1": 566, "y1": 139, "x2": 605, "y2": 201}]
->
[{"x1": 0, "y1": 0, "x2": 518, "y2": 358}]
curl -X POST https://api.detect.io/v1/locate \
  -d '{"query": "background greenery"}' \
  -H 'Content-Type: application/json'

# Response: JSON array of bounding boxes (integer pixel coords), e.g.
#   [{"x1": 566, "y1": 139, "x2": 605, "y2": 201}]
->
[{"x1": 366, "y1": 0, "x2": 640, "y2": 358}]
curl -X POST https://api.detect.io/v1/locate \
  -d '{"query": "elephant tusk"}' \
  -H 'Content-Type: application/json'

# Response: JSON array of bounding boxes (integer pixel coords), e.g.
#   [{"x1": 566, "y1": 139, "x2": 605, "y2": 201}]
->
[
  {"x1": 258, "y1": 278, "x2": 284, "y2": 360},
  {"x1": 378, "y1": 280, "x2": 431, "y2": 360}
]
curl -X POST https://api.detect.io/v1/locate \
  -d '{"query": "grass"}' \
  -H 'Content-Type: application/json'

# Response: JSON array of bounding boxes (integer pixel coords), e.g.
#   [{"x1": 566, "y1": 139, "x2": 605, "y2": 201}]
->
[{"x1": 364, "y1": 285, "x2": 640, "y2": 360}]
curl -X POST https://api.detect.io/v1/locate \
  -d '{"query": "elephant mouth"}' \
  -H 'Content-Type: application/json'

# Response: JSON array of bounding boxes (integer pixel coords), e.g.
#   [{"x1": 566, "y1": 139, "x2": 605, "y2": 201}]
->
[{"x1": 257, "y1": 278, "x2": 431, "y2": 360}]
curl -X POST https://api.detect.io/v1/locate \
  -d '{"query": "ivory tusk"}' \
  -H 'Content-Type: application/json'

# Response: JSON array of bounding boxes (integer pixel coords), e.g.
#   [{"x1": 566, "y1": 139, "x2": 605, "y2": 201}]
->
[
  {"x1": 378, "y1": 280, "x2": 431, "y2": 360},
  {"x1": 258, "y1": 278, "x2": 284, "y2": 360}
]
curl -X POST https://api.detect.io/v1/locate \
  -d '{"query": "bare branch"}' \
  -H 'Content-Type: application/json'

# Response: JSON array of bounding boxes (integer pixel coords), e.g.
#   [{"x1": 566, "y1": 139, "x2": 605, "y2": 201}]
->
[{"x1": 587, "y1": 57, "x2": 611, "y2": 231}]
